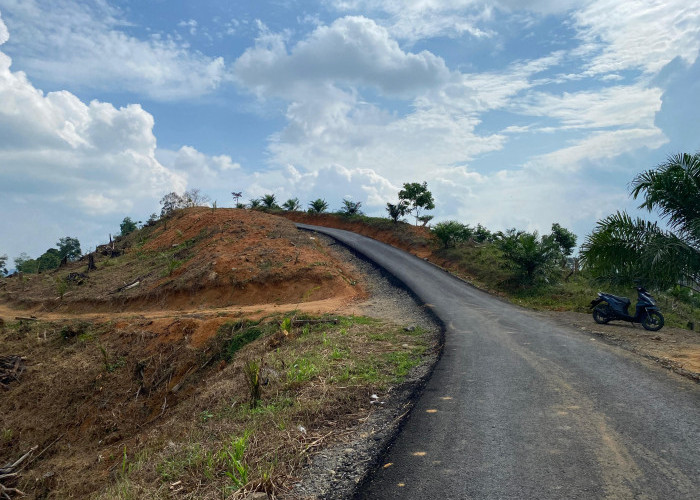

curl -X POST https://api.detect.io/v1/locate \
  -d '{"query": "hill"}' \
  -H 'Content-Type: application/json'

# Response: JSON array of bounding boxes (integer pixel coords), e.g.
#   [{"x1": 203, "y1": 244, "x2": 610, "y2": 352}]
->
[
  {"x1": 1, "y1": 207, "x2": 361, "y2": 313},
  {"x1": 0, "y1": 208, "x2": 440, "y2": 499}
]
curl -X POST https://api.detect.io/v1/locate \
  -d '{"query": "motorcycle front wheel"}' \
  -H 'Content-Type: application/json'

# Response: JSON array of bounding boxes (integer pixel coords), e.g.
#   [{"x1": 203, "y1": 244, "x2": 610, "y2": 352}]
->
[
  {"x1": 593, "y1": 304, "x2": 612, "y2": 324},
  {"x1": 642, "y1": 311, "x2": 664, "y2": 331}
]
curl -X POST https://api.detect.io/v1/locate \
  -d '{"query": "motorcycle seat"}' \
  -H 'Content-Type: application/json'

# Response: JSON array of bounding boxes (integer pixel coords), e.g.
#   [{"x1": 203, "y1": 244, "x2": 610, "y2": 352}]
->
[{"x1": 608, "y1": 294, "x2": 631, "y2": 306}]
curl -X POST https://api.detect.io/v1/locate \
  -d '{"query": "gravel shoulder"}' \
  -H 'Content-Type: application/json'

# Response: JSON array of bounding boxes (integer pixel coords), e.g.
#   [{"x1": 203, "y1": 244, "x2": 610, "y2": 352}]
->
[{"x1": 282, "y1": 233, "x2": 444, "y2": 500}]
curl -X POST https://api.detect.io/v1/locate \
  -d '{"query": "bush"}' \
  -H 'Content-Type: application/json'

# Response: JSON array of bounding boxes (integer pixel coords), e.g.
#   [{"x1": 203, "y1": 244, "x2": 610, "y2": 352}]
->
[
  {"x1": 496, "y1": 229, "x2": 561, "y2": 286},
  {"x1": 432, "y1": 221, "x2": 473, "y2": 248}
]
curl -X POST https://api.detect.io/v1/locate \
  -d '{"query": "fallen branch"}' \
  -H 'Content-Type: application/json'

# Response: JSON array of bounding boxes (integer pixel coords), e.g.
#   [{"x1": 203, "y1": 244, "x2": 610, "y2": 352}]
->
[
  {"x1": 0, "y1": 445, "x2": 37, "y2": 499},
  {"x1": 0, "y1": 356, "x2": 26, "y2": 387},
  {"x1": 21, "y1": 435, "x2": 63, "y2": 472}
]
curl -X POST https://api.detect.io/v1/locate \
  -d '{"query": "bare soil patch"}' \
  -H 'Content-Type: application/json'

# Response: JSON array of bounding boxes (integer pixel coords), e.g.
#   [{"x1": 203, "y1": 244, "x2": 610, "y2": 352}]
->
[
  {"x1": 543, "y1": 310, "x2": 700, "y2": 380},
  {"x1": 0, "y1": 208, "x2": 362, "y2": 313}
]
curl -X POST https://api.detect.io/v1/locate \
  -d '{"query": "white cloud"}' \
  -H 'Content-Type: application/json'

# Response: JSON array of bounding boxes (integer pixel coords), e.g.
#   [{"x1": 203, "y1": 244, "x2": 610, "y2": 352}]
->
[
  {"x1": 0, "y1": 13, "x2": 7, "y2": 44},
  {"x1": 574, "y1": 0, "x2": 700, "y2": 76},
  {"x1": 234, "y1": 16, "x2": 450, "y2": 98},
  {"x1": 516, "y1": 84, "x2": 663, "y2": 130},
  {"x1": 161, "y1": 145, "x2": 241, "y2": 183},
  {"x1": 528, "y1": 128, "x2": 668, "y2": 173},
  {"x1": 0, "y1": 0, "x2": 226, "y2": 100},
  {"x1": 328, "y1": 0, "x2": 580, "y2": 41},
  {"x1": 0, "y1": 27, "x2": 185, "y2": 258}
]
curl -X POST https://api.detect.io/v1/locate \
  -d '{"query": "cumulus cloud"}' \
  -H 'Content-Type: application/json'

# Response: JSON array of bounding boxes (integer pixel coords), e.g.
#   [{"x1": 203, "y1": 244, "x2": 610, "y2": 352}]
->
[
  {"x1": 234, "y1": 16, "x2": 450, "y2": 98},
  {"x1": 0, "y1": 0, "x2": 226, "y2": 100},
  {"x1": 0, "y1": 20, "x2": 185, "y2": 258}
]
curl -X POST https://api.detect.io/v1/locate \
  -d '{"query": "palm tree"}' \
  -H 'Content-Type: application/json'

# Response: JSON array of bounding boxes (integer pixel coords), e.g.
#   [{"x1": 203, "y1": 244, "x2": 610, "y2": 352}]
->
[
  {"x1": 308, "y1": 198, "x2": 328, "y2": 214},
  {"x1": 581, "y1": 152, "x2": 700, "y2": 291},
  {"x1": 282, "y1": 198, "x2": 301, "y2": 211},
  {"x1": 260, "y1": 193, "x2": 279, "y2": 209}
]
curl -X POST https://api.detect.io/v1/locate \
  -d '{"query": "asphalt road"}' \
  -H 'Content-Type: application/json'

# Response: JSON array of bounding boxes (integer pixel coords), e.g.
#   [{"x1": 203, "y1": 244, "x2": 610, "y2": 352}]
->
[{"x1": 297, "y1": 224, "x2": 700, "y2": 500}]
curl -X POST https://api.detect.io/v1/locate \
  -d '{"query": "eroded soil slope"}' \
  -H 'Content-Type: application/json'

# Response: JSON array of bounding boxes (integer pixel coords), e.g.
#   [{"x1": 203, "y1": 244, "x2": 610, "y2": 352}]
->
[{"x1": 0, "y1": 208, "x2": 362, "y2": 313}]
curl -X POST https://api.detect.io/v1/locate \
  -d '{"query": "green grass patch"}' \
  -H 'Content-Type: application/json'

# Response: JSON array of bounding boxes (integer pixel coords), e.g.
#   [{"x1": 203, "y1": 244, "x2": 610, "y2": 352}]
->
[{"x1": 216, "y1": 320, "x2": 267, "y2": 361}]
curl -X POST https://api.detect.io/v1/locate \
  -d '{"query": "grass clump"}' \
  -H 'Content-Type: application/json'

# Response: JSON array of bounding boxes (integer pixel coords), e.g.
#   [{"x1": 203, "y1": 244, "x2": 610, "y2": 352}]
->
[{"x1": 217, "y1": 320, "x2": 267, "y2": 361}]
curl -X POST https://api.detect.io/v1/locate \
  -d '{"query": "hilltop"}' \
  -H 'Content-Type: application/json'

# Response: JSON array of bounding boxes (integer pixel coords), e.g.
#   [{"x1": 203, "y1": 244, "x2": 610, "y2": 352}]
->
[{"x1": 1, "y1": 208, "x2": 362, "y2": 313}]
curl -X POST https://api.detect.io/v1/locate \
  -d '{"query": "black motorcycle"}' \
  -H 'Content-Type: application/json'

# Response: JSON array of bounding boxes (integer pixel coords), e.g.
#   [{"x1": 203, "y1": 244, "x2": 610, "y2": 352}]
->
[{"x1": 589, "y1": 287, "x2": 664, "y2": 331}]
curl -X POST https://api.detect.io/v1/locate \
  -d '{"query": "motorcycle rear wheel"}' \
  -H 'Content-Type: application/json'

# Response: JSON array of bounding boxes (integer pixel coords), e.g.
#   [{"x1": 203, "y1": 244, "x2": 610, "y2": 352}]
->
[
  {"x1": 642, "y1": 311, "x2": 664, "y2": 331},
  {"x1": 593, "y1": 304, "x2": 612, "y2": 324}
]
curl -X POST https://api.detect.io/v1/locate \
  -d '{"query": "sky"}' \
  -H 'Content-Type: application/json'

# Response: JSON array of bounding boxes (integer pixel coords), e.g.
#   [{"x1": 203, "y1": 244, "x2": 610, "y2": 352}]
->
[{"x1": 1, "y1": 0, "x2": 699, "y2": 263}]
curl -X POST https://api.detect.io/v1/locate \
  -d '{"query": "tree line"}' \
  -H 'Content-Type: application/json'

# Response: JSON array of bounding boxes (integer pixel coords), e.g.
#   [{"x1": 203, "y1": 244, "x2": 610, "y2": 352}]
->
[{"x1": 5, "y1": 151, "x2": 695, "y2": 295}]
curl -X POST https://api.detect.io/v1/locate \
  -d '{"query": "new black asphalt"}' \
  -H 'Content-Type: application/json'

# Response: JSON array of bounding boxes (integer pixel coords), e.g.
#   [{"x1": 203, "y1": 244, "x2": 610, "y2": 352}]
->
[{"x1": 297, "y1": 224, "x2": 700, "y2": 500}]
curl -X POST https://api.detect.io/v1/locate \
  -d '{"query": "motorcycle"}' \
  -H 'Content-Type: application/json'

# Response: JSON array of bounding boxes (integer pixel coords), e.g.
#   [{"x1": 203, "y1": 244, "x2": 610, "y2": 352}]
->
[{"x1": 589, "y1": 287, "x2": 664, "y2": 331}]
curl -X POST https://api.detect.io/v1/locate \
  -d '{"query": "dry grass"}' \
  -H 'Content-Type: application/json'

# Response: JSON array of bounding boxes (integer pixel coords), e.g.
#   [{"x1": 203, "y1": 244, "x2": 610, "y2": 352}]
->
[{"x1": 0, "y1": 314, "x2": 431, "y2": 499}]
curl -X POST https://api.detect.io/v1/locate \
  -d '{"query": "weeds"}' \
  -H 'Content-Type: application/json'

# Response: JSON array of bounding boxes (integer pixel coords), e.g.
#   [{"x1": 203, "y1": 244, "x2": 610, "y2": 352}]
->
[
  {"x1": 221, "y1": 432, "x2": 250, "y2": 489},
  {"x1": 217, "y1": 321, "x2": 266, "y2": 361},
  {"x1": 99, "y1": 344, "x2": 125, "y2": 373},
  {"x1": 243, "y1": 360, "x2": 262, "y2": 409}
]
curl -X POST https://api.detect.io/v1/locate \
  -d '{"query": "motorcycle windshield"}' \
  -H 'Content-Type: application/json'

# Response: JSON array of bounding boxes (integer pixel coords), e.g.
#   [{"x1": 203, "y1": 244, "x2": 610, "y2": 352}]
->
[{"x1": 639, "y1": 292, "x2": 656, "y2": 305}]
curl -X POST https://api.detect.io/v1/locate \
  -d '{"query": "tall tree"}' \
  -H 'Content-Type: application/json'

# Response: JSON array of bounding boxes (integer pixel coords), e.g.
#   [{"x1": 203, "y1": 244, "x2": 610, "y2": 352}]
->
[
  {"x1": 160, "y1": 192, "x2": 186, "y2": 217},
  {"x1": 57, "y1": 237, "x2": 81, "y2": 261},
  {"x1": 14, "y1": 253, "x2": 37, "y2": 274},
  {"x1": 581, "y1": 152, "x2": 700, "y2": 291},
  {"x1": 120, "y1": 217, "x2": 138, "y2": 236},
  {"x1": 231, "y1": 191, "x2": 243, "y2": 207},
  {"x1": 183, "y1": 188, "x2": 210, "y2": 207},
  {"x1": 550, "y1": 223, "x2": 577, "y2": 257},
  {"x1": 398, "y1": 182, "x2": 435, "y2": 225}
]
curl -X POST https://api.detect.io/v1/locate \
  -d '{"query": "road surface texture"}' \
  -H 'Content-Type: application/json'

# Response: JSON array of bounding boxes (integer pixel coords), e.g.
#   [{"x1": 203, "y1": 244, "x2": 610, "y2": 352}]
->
[{"x1": 297, "y1": 224, "x2": 699, "y2": 500}]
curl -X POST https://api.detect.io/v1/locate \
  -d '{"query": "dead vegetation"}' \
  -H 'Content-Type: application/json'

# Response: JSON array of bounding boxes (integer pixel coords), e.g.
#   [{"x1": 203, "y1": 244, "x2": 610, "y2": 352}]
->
[{"x1": 0, "y1": 313, "x2": 432, "y2": 499}]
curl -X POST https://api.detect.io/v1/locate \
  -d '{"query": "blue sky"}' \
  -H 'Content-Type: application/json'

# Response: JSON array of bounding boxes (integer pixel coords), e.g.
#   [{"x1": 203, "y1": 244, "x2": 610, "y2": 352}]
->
[{"x1": 0, "y1": 0, "x2": 699, "y2": 262}]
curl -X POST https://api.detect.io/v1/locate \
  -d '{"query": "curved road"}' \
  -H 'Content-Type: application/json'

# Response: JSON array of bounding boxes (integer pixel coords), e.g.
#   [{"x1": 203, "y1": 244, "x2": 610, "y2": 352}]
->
[{"x1": 297, "y1": 224, "x2": 700, "y2": 500}]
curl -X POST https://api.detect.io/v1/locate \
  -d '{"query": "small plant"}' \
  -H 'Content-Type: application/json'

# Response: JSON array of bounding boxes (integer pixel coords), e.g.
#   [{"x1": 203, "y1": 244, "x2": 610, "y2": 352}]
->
[
  {"x1": 243, "y1": 360, "x2": 262, "y2": 409},
  {"x1": 99, "y1": 344, "x2": 125, "y2": 372},
  {"x1": 218, "y1": 321, "x2": 265, "y2": 361},
  {"x1": 282, "y1": 198, "x2": 301, "y2": 211},
  {"x1": 1, "y1": 428, "x2": 12, "y2": 442},
  {"x1": 55, "y1": 278, "x2": 68, "y2": 299},
  {"x1": 121, "y1": 445, "x2": 129, "y2": 477},
  {"x1": 308, "y1": 198, "x2": 329, "y2": 214},
  {"x1": 340, "y1": 199, "x2": 363, "y2": 216},
  {"x1": 200, "y1": 410, "x2": 214, "y2": 422},
  {"x1": 221, "y1": 432, "x2": 250, "y2": 489}
]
